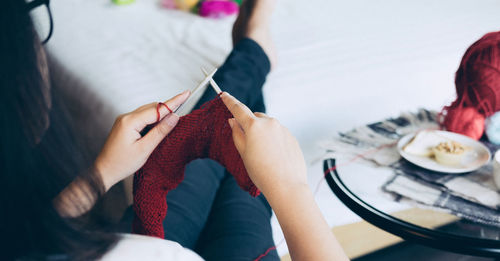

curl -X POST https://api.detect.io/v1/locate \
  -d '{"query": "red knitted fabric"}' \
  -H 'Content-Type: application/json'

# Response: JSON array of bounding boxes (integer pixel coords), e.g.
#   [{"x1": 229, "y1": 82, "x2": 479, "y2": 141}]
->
[{"x1": 132, "y1": 96, "x2": 260, "y2": 238}]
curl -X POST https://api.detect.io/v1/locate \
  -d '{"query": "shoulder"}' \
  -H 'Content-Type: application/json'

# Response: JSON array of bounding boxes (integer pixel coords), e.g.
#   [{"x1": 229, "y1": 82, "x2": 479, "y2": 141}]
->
[{"x1": 100, "y1": 233, "x2": 204, "y2": 261}]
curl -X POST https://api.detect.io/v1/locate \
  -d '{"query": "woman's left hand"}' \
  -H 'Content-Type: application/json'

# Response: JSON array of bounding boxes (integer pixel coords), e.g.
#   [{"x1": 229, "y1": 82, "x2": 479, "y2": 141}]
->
[{"x1": 95, "y1": 91, "x2": 190, "y2": 191}]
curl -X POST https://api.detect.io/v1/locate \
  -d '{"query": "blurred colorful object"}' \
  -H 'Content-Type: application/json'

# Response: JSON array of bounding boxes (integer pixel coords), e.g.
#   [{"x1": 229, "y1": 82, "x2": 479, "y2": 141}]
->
[
  {"x1": 442, "y1": 31, "x2": 500, "y2": 140},
  {"x1": 199, "y1": 0, "x2": 239, "y2": 18},
  {"x1": 112, "y1": 0, "x2": 135, "y2": 4},
  {"x1": 176, "y1": 0, "x2": 199, "y2": 11},
  {"x1": 161, "y1": 0, "x2": 240, "y2": 18},
  {"x1": 486, "y1": 112, "x2": 500, "y2": 144},
  {"x1": 161, "y1": 0, "x2": 178, "y2": 9}
]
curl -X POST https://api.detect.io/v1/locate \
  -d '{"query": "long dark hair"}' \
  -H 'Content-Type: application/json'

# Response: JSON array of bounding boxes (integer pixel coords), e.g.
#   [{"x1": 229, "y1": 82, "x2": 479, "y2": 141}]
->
[{"x1": 0, "y1": 0, "x2": 118, "y2": 259}]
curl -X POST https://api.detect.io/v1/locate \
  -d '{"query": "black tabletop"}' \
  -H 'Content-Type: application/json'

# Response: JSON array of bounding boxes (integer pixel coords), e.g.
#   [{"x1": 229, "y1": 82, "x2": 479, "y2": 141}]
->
[{"x1": 324, "y1": 158, "x2": 500, "y2": 258}]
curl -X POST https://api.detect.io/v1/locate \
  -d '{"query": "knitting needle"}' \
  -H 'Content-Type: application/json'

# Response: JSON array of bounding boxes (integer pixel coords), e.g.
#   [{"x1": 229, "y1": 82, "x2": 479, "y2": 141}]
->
[
  {"x1": 201, "y1": 67, "x2": 222, "y2": 94},
  {"x1": 174, "y1": 68, "x2": 218, "y2": 116}
]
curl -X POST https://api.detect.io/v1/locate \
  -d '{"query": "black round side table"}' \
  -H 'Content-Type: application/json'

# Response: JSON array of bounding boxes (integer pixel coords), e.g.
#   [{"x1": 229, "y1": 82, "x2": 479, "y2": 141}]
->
[{"x1": 324, "y1": 158, "x2": 500, "y2": 258}]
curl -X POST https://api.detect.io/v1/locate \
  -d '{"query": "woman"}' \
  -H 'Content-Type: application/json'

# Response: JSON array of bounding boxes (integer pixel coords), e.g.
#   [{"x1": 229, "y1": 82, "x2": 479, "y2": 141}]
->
[{"x1": 0, "y1": 0, "x2": 348, "y2": 260}]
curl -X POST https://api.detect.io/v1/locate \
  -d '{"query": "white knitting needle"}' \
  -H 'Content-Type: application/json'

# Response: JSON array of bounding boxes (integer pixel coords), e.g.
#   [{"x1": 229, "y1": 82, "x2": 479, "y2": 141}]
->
[
  {"x1": 201, "y1": 67, "x2": 222, "y2": 94},
  {"x1": 174, "y1": 68, "x2": 218, "y2": 115}
]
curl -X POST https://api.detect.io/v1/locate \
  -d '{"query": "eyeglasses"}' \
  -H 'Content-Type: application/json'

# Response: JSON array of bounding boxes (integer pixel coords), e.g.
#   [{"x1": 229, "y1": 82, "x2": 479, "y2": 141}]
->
[{"x1": 26, "y1": 0, "x2": 53, "y2": 45}]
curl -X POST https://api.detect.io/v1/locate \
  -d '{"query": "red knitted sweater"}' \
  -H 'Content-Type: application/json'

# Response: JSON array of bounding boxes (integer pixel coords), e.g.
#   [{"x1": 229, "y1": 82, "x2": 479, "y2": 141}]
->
[{"x1": 132, "y1": 96, "x2": 260, "y2": 238}]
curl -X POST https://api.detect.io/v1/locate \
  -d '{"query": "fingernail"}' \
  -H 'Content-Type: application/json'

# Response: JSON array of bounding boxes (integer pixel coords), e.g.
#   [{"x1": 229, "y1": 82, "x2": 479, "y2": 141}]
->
[
  {"x1": 228, "y1": 118, "x2": 234, "y2": 128},
  {"x1": 165, "y1": 113, "x2": 179, "y2": 127},
  {"x1": 180, "y1": 90, "x2": 190, "y2": 99}
]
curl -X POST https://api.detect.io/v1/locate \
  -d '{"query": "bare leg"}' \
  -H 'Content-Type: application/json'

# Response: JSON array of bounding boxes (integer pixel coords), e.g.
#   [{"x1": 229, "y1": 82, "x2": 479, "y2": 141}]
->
[{"x1": 232, "y1": 0, "x2": 278, "y2": 70}]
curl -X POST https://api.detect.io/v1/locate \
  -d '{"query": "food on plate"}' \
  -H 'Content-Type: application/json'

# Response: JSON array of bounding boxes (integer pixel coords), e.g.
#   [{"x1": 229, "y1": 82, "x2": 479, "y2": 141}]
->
[
  {"x1": 432, "y1": 141, "x2": 466, "y2": 166},
  {"x1": 402, "y1": 130, "x2": 444, "y2": 157},
  {"x1": 402, "y1": 130, "x2": 467, "y2": 166}
]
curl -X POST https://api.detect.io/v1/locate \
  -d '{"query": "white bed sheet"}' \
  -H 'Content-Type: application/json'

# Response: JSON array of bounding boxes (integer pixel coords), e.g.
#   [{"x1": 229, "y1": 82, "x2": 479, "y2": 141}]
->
[{"x1": 46, "y1": 0, "x2": 500, "y2": 256}]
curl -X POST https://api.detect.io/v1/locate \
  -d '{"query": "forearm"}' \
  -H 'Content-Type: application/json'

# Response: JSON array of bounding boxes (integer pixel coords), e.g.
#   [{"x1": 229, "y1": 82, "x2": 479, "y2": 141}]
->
[
  {"x1": 266, "y1": 184, "x2": 349, "y2": 261},
  {"x1": 53, "y1": 168, "x2": 105, "y2": 218}
]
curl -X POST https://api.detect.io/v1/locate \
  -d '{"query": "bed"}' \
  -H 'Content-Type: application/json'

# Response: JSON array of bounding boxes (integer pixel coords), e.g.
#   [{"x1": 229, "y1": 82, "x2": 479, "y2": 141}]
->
[{"x1": 46, "y1": 0, "x2": 500, "y2": 257}]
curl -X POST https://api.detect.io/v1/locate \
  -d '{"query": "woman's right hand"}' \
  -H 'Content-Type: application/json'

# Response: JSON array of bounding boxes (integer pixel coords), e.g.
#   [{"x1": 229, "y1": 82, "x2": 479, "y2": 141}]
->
[
  {"x1": 220, "y1": 92, "x2": 308, "y2": 196},
  {"x1": 221, "y1": 92, "x2": 349, "y2": 261}
]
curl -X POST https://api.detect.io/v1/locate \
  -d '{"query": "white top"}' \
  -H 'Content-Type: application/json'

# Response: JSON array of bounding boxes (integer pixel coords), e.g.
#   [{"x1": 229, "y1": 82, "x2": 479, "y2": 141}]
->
[{"x1": 101, "y1": 234, "x2": 203, "y2": 261}]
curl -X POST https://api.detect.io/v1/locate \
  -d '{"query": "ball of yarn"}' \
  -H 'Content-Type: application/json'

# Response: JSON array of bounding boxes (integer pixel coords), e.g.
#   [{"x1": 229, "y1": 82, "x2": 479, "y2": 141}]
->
[
  {"x1": 444, "y1": 107, "x2": 485, "y2": 140},
  {"x1": 486, "y1": 111, "x2": 500, "y2": 144},
  {"x1": 442, "y1": 31, "x2": 500, "y2": 138}
]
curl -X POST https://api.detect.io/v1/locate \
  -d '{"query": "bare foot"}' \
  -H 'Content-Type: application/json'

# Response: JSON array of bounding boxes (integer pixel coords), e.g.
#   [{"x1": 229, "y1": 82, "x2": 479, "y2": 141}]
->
[{"x1": 232, "y1": 0, "x2": 277, "y2": 70}]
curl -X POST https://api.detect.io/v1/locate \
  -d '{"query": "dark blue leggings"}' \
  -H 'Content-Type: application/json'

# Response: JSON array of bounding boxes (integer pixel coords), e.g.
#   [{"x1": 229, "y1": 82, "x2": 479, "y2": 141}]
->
[{"x1": 160, "y1": 38, "x2": 278, "y2": 261}]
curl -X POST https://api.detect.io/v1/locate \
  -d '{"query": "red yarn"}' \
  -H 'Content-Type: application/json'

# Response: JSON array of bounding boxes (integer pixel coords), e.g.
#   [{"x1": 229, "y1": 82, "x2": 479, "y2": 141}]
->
[
  {"x1": 133, "y1": 96, "x2": 260, "y2": 238},
  {"x1": 156, "y1": 102, "x2": 172, "y2": 122},
  {"x1": 443, "y1": 106, "x2": 485, "y2": 140},
  {"x1": 442, "y1": 31, "x2": 500, "y2": 139},
  {"x1": 253, "y1": 245, "x2": 277, "y2": 261}
]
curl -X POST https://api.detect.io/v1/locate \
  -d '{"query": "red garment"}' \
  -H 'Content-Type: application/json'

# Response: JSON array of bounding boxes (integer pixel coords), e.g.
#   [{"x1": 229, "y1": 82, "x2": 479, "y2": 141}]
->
[{"x1": 132, "y1": 96, "x2": 260, "y2": 238}]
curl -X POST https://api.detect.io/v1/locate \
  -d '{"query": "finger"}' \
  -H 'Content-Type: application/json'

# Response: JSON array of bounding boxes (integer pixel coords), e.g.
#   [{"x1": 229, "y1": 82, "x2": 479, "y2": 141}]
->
[
  {"x1": 220, "y1": 92, "x2": 255, "y2": 129},
  {"x1": 139, "y1": 113, "x2": 179, "y2": 153},
  {"x1": 157, "y1": 90, "x2": 190, "y2": 122},
  {"x1": 134, "y1": 102, "x2": 156, "y2": 113},
  {"x1": 254, "y1": 112, "x2": 269, "y2": 118},
  {"x1": 228, "y1": 118, "x2": 246, "y2": 153},
  {"x1": 132, "y1": 90, "x2": 190, "y2": 132}
]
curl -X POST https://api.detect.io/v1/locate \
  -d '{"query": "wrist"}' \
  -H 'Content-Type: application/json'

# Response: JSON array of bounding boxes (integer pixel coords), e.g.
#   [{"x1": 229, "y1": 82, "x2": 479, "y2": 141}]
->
[
  {"x1": 93, "y1": 160, "x2": 114, "y2": 192},
  {"x1": 264, "y1": 181, "x2": 312, "y2": 208}
]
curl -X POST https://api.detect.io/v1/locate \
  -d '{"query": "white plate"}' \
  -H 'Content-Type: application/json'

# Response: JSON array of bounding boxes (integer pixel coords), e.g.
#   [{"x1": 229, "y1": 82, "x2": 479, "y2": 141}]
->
[{"x1": 397, "y1": 130, "x2": 491, "y2": 173}]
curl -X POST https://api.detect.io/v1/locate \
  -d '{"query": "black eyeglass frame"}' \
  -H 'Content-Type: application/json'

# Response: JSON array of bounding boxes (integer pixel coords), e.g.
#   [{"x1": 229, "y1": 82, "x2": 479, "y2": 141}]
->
[{"x1": 25, "y1": 0, "x2": 53, "y2": 45}]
